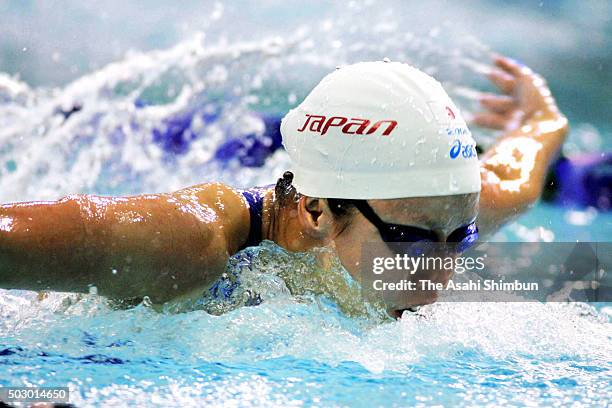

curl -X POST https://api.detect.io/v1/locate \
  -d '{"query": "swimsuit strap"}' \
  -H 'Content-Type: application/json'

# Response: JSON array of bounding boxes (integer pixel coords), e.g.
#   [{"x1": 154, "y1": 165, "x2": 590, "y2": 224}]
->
[{"x1": 239, "y1": 187, "x2": 266, "y2": 250}]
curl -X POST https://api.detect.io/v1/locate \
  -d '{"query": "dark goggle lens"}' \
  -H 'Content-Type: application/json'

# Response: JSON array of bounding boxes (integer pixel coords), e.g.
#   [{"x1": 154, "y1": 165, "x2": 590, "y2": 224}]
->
[
  {"x1": 447, "y1": 223, "x2": 479, "y2": 253},
  {"x1": 383, "y1": 223, "x2": 479, "y2": 254},
  {"x1": 380, "y1": 224, "x2": 437, "y2": 243},
  {"x1": 384, "y1": 240, "x2": 435, "y2": 256}
]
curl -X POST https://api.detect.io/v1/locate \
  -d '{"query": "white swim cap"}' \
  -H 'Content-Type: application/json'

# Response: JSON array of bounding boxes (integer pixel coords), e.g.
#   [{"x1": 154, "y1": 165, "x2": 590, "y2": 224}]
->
[{"x1": 281, "y1": 61, "x2": 481, "y2": 199}]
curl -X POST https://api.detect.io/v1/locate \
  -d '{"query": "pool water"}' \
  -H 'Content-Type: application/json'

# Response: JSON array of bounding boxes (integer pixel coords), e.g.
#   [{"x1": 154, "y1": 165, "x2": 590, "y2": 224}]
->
[
  {"x1": 0, "y1": 206, "x2": 610, "y2": 407},
  {"x1": 0, "y1": 280, "x2": 610, "y2": 407},
  {"x1": 1, "y1": 1, "x2": 611, "y2": 406}
]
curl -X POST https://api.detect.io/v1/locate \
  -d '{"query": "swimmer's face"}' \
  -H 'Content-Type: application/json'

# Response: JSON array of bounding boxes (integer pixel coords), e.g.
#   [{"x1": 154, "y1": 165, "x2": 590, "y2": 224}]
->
[{"x1": 299, "y1": 193, "x2": 479, "y2": 315}]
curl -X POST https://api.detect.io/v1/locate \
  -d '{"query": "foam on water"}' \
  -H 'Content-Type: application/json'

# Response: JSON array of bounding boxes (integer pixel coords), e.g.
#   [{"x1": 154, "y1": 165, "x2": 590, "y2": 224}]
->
[{"x1": 1, "y1": 242, "x2": 609, "y2": 367}]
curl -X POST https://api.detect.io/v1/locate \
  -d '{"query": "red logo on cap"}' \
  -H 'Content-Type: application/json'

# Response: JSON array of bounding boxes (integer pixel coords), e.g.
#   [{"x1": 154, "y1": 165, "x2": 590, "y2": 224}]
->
[
  {"x1": 297, "y1": 114, "x2": 397, "y2": 136},
  {"x1": 445, "y1": 106, "x2": 455, "y2": 120}
]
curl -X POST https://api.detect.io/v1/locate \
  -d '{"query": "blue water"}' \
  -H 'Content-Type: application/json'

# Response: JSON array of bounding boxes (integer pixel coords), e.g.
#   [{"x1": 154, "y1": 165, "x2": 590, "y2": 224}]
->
[{"x1": 0, "y1": 1, "x2": 611, "y2": 406}]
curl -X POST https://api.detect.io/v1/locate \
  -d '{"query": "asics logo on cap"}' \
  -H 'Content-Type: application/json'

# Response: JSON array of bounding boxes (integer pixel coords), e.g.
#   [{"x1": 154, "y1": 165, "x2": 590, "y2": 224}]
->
[
  {"x1": 449, "y1": 139, "x2": 478, "y2": 159},
  {"x1": 297, "y1": 114, "x2": 398, "y2": 136}
]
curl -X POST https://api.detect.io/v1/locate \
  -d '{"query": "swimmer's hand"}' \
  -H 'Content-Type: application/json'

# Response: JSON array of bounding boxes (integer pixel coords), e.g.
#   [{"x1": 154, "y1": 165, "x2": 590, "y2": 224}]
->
[
  {"x1": 473, "y1": 56, "x2": 565, "y2": 132},
  {"x1": 474, "y1": 56, "x2": 568, "y2": 237}
]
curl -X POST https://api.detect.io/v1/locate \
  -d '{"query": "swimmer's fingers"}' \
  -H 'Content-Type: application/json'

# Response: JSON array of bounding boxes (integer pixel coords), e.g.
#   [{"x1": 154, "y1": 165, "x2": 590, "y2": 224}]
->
[
  {"x1": 470, "y1": 112, "x2": 509, "y2": 130},
  {"x1": 493, "y1": 55, "x2": 532, "y2": 78},
  {"x1": 494, "y1": 55, "x2": 558, "y2": 115},
  {"x1": 483, "y1": 55, "x2": 564, "y2": 132},
  {"x1": 487, "y1": 69, "x2": 516, "y2": 95},
  {"x1": 479, "y1": 93, "x2": 515, "y2": 114}
]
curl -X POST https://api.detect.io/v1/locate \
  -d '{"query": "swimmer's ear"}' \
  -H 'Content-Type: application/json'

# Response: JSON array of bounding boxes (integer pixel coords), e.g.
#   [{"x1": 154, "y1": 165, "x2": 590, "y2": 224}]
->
[{"x1": 298, "y1": 196, "x2": 336, "y2": 238}]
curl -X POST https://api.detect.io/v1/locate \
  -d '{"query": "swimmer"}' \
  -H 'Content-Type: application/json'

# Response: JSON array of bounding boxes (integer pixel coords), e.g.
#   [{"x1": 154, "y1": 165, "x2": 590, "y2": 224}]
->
[{"x1": 0, "y1": 56, "x2": 567, "y2": 317}]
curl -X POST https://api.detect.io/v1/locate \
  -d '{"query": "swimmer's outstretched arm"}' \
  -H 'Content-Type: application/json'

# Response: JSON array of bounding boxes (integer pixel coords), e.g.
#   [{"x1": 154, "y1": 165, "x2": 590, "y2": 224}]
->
[
  {"x1": 474, "y1": 56, "x2": 568, "y2": 237},
  {"x1": 0, "y1": 183, "x2": 249, "y2": 303}
]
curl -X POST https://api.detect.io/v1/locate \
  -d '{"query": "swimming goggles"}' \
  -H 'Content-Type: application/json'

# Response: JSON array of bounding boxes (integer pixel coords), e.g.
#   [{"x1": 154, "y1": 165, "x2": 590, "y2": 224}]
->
[{"x1": 352, "y1": 200, "x2": 479, "y2": 254}]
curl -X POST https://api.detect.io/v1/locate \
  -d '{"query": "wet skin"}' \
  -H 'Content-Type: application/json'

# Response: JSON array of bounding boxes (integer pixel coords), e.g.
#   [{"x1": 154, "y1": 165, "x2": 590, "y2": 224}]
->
[{"x1": 0, "y1": 57, "x2": 568, "y2": 310}]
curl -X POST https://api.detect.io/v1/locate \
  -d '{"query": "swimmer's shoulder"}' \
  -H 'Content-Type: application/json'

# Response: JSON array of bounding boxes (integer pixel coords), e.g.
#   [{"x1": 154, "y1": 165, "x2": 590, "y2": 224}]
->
[{"x1": 170, "y1": 182, "x2": 250, "y2": 252}]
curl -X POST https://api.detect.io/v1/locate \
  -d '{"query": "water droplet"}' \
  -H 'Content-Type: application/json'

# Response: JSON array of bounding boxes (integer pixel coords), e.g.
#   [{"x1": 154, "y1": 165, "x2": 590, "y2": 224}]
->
[{"x1": 431, "y1": 147, "x2": 439, "y2": 162}]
